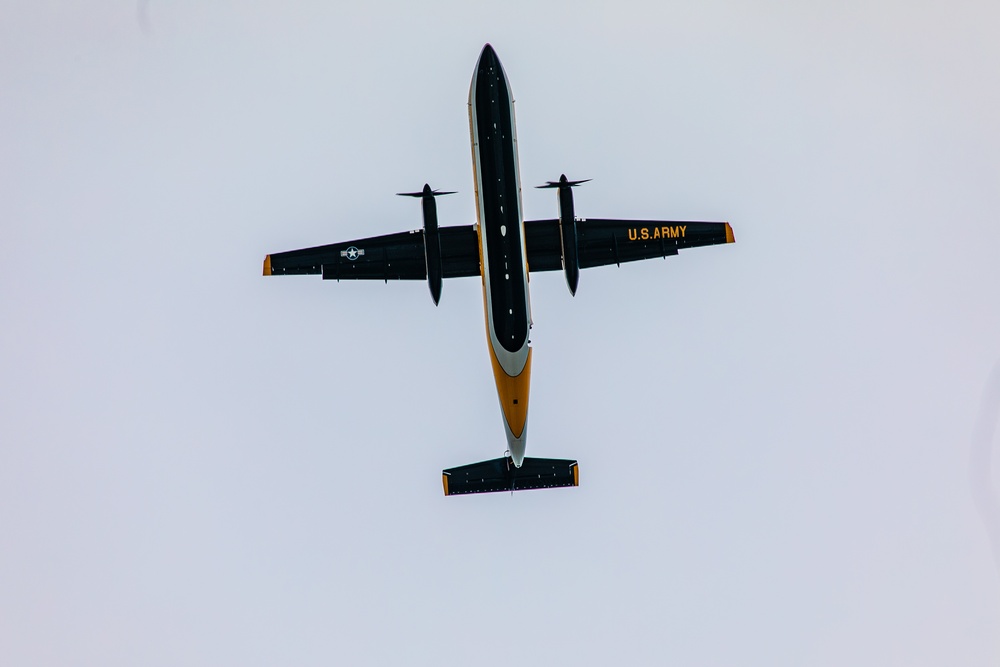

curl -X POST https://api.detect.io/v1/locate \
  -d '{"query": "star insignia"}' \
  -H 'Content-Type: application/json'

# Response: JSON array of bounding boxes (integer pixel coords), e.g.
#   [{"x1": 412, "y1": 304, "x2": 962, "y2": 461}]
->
[{"x1": 340, "y1": 246, "x2": 364, "y2": 261}]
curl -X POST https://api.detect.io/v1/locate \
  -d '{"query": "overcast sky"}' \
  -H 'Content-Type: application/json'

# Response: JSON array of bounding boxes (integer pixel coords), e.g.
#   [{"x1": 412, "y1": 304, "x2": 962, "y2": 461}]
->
[{"x1": 2, "y1": 2, "x2": 999, "y2": 665}]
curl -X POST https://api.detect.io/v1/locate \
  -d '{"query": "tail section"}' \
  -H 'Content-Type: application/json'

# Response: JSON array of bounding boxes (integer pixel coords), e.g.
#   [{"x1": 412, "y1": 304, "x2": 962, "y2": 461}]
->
[{"x1": 442, "y1": 457, "x2": 579, "y2": 496}]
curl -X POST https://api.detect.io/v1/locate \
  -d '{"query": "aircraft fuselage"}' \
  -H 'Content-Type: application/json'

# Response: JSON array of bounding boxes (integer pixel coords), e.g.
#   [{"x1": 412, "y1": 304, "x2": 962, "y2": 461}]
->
[{"x1": 469, "y1": 44, "x2": 532, "y2": 467}]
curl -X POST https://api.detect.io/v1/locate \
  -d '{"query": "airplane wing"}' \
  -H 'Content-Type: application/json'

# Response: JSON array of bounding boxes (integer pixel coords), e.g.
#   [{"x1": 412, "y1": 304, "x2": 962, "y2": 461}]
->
[
  {"x1": 264, "y1": 225, "x2": 480, "y2": 280},
  {"x1": 524, "y1": 218, "x2": 734, "y2": 271}
]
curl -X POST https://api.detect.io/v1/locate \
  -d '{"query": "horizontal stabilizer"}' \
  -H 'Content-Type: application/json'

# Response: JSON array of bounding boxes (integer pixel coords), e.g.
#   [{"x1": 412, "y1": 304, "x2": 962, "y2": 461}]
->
[{"x1": 442, "y1": 457, "x2": 579, "y2": 496}]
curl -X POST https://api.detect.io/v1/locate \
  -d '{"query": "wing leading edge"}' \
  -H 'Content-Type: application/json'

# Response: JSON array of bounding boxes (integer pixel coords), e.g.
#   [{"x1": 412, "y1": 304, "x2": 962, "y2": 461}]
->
[{"x1": 524, "y1": 218, "x2": 734, "y2": 272}]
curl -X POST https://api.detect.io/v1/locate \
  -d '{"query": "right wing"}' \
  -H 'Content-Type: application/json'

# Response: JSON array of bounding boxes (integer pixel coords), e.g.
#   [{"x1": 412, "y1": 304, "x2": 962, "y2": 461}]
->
[
  {"x1": 264, "y1": 225, "x2": 480, "y2": 280},
  {"x1": 525, "y1": 218, "x2": 734, "y2": 271}
]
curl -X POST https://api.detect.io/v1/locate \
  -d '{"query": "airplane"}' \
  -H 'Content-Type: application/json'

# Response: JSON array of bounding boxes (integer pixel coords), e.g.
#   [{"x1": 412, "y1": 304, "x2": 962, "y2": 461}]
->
[{"x1": 263, "y1": 44, "x2": 735, "y2": 496}]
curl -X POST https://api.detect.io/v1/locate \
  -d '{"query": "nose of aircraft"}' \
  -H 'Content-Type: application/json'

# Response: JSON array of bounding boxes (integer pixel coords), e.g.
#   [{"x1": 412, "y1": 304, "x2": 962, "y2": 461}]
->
[{"x1": 477, "y1": 43, "x2": 498, "y2": 69}]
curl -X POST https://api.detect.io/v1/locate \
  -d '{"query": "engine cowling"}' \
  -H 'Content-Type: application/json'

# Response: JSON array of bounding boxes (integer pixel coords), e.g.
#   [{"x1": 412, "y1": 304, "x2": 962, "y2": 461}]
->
[
  {"x1": 398, "y1": 184, "x2": 455, "y2": 305},
  {"x1": 538, "y1": 175, "x2": 590, "y2": 296}
]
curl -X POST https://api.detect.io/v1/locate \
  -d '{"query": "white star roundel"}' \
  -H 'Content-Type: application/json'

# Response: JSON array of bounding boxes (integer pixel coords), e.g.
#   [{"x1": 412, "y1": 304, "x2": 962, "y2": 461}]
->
[{"x1": 340, "y1": 246, "x2": 364, "y2": 261}]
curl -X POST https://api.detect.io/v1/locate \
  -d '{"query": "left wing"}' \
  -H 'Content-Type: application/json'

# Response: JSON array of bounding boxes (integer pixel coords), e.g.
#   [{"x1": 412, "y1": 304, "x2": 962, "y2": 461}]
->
[
  {"x1": 525, "y1": 218, "x2": 734, "y2": 271},
  {"x1": 264, "y1": 225, "x2": 480, "y2": 280}
]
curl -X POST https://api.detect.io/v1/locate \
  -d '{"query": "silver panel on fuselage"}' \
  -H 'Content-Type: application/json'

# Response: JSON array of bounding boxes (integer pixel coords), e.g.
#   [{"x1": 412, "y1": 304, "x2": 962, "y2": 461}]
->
[{"x1": 469, "y1": 45, "x2": 531, "y2": 378}]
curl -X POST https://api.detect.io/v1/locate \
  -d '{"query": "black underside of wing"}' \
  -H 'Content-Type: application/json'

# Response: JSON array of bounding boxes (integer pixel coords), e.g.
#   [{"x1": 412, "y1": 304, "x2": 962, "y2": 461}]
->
[
  {"x1": 439, "y1": 226, "x2": 482, "y2": 278},
  {"x1": 442, "y1": 457, "x2": 579, "y2": 496},
  {"x1": 266, "y1": 225, "x2": 480, "y2": 280},
  {"x1": 523, "y1": 219, "x2": 563, "y2": 272},
  {"x1": 524, "y1": 218, "x2": 731, "y2": 272}
]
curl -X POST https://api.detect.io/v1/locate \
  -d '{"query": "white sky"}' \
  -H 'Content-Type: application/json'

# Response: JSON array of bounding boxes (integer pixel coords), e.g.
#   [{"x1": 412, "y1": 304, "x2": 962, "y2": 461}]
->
[{"x1": 2, "y1": 1, "x2": 999, "y2": 665}]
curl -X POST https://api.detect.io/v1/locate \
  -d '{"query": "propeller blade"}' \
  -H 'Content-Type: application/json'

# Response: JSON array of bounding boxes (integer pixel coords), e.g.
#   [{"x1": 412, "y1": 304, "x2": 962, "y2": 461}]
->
[
  {"x1": 536, "y1": 175, "x2": 591, "y2": 189},
  {"x1": 396, "y1": 188, "x2": 457, "y2": 197}
]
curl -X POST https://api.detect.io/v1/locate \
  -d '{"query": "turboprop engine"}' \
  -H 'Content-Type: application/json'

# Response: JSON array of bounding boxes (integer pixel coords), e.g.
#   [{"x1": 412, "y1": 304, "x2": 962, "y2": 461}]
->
[
  {"x1": 537, "y1": 175, "x2": 591, "y2": 296},
  {"x1": 397, "y1": 184, "x2": 456, "y2": 305}
]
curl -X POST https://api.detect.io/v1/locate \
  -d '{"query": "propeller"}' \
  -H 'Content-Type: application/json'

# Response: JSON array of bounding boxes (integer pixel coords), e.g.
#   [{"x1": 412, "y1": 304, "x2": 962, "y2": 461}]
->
[
  {"x1": 397, "y1": 183, "x2": 457, "y2": 197},
  {"x1": 536, "y1": 174, "x2": 591, "y2": 189}
]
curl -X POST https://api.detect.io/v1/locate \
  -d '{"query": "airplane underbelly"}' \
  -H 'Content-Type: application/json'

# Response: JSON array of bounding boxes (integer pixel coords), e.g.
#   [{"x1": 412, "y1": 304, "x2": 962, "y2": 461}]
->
[{"x1": 469, "y1": 45, "x2": 531, "y2": 461}]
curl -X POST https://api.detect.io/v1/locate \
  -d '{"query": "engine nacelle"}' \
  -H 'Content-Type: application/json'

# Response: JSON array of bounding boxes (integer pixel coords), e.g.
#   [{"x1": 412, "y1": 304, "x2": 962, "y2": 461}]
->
[
  {"x1": 538, "y1": 175, "x2": 589, "y2": 296},
  {"x1": 398, "y1": 184, "x2": 455, "y2": 305},
  {"x1": 422, "y1": 194, "x2": 443, "y2": 305}
]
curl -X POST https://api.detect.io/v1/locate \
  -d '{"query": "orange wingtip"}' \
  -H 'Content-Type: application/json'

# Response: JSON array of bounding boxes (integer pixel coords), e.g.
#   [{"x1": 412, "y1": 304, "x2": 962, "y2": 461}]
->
[
  {"x1": 725, "y1": 223, "x2": 735, "y2": 244},
  {"x1": 442, "y1": 473, "x2": 451, "y2": 496},
  {"x1": 263, "y1": 255, "x2": 272, "y2": 276}
]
